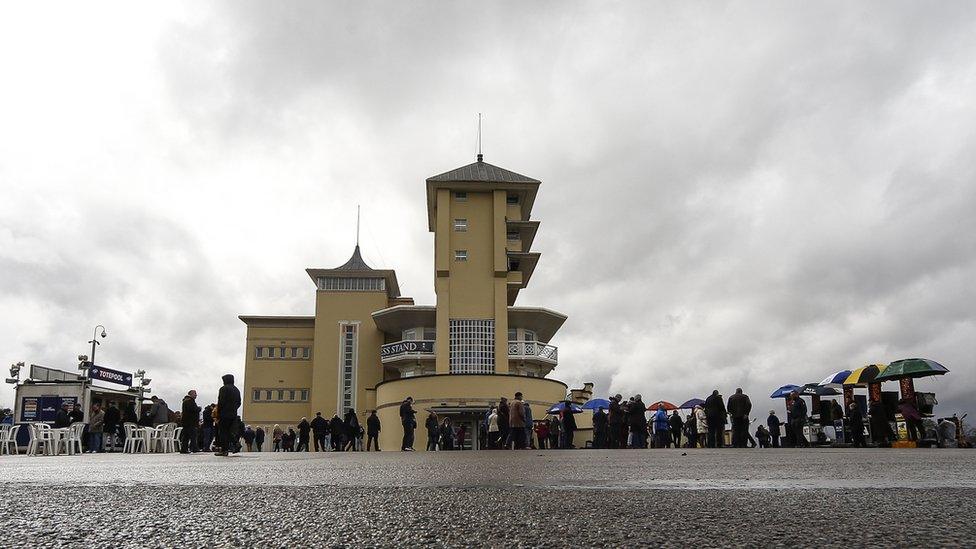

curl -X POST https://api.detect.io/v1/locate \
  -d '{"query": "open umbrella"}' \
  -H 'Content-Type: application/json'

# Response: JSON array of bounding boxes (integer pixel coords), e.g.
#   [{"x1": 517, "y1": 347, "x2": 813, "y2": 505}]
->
[
  {"x1": 678, "y1": 398, "x2": 705, "y2": 409},
  {"x1": 581, "y1": 398, "x2": 611, "y2": 411},
  {"x1": 646, "y1": 400, "x2": 678, "y2": 411},
  {"x1": 770, "y1": 384, "x2": 801, "y2": 399},
  {"x1": 843, "y1": 364, "x2": 887, "y2": 386},
  {"x1": 547, "y1": 401, "x2": 583, "y2": 414},
  {"x1": 818, "y1": 369, "x2": 853, "y2": 386},
  {"x1": 876, "y1": 358, "x2": 949, "y2": 381},
  {"x1": 799, "y1": 383, "x2": 841, "y2": 396}
]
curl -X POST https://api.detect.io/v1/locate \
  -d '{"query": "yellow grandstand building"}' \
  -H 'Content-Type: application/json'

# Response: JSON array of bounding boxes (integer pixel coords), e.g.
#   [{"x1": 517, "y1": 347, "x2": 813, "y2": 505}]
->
[{"x1": 240, "y1": 153, "x2": 581, "y2": 450}]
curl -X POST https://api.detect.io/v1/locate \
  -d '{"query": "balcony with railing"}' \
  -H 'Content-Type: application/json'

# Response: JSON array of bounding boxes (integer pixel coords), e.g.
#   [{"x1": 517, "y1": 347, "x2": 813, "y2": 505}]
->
[
  {"x1": 508, "y1": 340, "x2": 558, "y2": 365},
  {"x1": 381, "y1": 340, "x2": 435, "y2": 363}
]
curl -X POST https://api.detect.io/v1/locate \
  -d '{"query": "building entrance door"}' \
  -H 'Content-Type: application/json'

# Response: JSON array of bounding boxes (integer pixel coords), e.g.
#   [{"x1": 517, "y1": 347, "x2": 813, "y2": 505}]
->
[{"x1": 429, "y1": 406, "x2": 488, "y2": 450}]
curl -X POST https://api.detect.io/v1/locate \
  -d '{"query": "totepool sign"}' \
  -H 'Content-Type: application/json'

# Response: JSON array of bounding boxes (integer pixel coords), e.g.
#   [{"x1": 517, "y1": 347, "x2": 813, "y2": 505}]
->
[{"x1": 88, "y1": 364, "x2": 133, "y2": 387}]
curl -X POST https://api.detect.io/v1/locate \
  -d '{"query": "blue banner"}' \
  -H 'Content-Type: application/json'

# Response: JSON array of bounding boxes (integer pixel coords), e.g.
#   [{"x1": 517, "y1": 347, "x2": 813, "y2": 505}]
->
[{"x1": 88, "y1": 364, "x2": 133, "y2": 386}]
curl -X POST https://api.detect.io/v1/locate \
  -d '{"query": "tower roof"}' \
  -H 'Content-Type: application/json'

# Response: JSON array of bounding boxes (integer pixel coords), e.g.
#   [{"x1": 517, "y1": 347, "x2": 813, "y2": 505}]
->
[
  {"x1": 426, "y1": 160, "x2": 540, "y2": 184},
  {"x1": 334, "y1": 245, "x2": 373, "y2": 271},
  {"x1": 306, "y1": 245, "x2": 401, "y2": 298}
]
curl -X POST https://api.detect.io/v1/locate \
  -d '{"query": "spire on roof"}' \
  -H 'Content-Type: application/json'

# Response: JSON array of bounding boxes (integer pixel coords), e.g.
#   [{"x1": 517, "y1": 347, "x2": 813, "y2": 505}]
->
[{"x1": 335, "y1": 245, "x2": 374, "y2": 271}]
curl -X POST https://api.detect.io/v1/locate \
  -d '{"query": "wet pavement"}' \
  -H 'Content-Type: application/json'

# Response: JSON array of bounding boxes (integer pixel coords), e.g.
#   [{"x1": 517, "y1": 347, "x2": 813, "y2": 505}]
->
[{"x1": 1, "y1": 448, "x2": 974, "y2": 546}]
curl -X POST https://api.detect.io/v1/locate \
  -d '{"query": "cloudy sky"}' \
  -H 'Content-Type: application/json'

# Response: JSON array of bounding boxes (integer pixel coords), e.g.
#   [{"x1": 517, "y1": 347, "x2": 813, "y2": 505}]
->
[{"x1": 1, "y1": 2, "x2": 973, "y2": 418}]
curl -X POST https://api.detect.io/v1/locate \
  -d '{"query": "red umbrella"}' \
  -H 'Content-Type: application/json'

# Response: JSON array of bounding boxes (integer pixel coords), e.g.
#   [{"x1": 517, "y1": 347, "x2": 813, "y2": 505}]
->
[{"x1": 646, "y1": 400, "x2": 677, "y2": 411}]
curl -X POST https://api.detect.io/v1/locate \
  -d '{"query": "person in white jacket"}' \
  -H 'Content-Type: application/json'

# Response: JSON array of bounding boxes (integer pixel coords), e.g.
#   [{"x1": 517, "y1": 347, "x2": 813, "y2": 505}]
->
[
  {"x1": 694, "y1": 405, "x2": 708, "y2": 449},
  {"x1": 487, "y1": 408, "x2": 499, "y2": 448}
]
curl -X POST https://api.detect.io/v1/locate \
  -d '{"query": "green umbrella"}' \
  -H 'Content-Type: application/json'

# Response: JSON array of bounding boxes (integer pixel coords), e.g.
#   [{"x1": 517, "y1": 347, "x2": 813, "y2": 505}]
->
[{"x1": 875, "y1": 358, "x2": 949, "y2": 381}]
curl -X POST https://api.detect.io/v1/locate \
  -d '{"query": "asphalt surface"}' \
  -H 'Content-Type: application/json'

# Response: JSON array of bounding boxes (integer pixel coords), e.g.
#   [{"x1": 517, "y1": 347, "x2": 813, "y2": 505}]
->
[{"x1": 2, "y1": 448, "x2": 974, "y2": 547}]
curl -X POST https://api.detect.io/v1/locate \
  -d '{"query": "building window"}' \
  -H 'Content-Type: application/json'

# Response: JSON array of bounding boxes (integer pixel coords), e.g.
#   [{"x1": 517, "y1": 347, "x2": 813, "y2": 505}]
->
[
  {"x1": 449, "y1": 319, "x2": 495, "y2": 374},
  {"x1": 264, "y1": 390, "x2": 271, "y2": 400},
  {"x1": 268, "y1": 347, "x2": 276, "y2": 359},
  {"x1": 288, "y1": 390, "x2": 296, "y2": 401},
  {"x1": 318, "y1": 277, "x2": 386, "y2": 291},
  {"x1": 524, "y1": 330, "x2": 536, "y2": 342},
  {"x1": 507, "y1": 193, "x2": 519, "y2": 205},
  {"x1": 276, "y1": 390, "x2": 284, "y2": 400},
  {"x1": 455, "y1": 191, "x2": 467, "y2": 201},
  {"x1": 423, "y1": 328, "x2": 436, "y2": 341},
  {"x1": 255, "y1": 347, "x2": 264, "y2": 359},
  {"x1": 507, "y1": 231, "x2": 519, "y2": 241},
  {"x1": 253, "y1": 390, "x2": 261, "y2": 401},
  {"x1": 454, "y1": 218, "x2": 468, "y2": 232},
  {"x1": 455, "y1": 250, "x2": 468, "y2": 262},
  {"x1": 279, "y1": 347, "x2": 286, "y2": 359},
  {"x1": 303, "y1": 347, "x2": 310, "y2": 359},
  {"x1": 339, "y1": 323, "x2": 358, "y2": 414},
  {"x1": 508, "y1": 329, "x2": 517, "y2": 342},
  {"x1": 291, "y1": 347, "x2": 299, "y2": 358},
  {"x1": 402, "y1": 328, "x2": 417, "y2": 341},
  {"x1": 301, "y1": 390, "x2": 309, "y2": 401}
]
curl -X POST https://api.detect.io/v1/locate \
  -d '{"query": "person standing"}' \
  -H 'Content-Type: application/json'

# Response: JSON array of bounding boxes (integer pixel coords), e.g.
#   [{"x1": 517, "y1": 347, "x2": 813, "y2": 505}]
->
[
  {"x1": 535, "y1": 419, "x2": 549, "y2": 450},
  {"x1": 508, "y1": 392, "x2": 526, "y2": 449},
  {"x1": 180, "y1": 390, "x2": 201, "y2": 454},
  {"x1": 704, "y1": 390, "x2": 727, "y2": 448},
  {"x1": 497, "y1": 397, "x2": 510, "y2": 449},
  {"x1": 629, "y1": 395, "x2": 648, "y2": 449},
  {"x1": 685, "y1": 412, "x2": 697, "y2": 448},
  {"x1": 549, "y1": 416, "x2": 561, "y2": 449},
  {"x1": 296, "y1": 417, "x2": 311, "y2": 452},
  {"x1": 767, "y1": 410, "x2": 781, "y2": 448},
  {"x1": 608, "y1": 395, "x2": 624, "y2": 449},
  {"x1": 366, "y1": 410, "x2": 381, "y2": 451},
  {"x1": 523, "y1": 400, "x2": 534, "y2": 449},
  {"x1": 669, "y1": 410, "x2": 684, "y2": 449},
  {"x1": 592, "y1": 407, "x2": 609, "y2": 449},
  {"x1": 103, "y1": 402, "x2": 121, "y2": 452},
  {"x1": 487, "y1": 408, "x2": 499, "y2": 449},
  {"x1": 255, "y1": 426, "x2": 265, "y2": 452},
  {"x1": 242, "y1": 425, "x2": 255, "y2": 451},
  {"x1": 69, "y1": 403, "x2": 85, "y2": 424},
  {"x1": 148, "y1": 396, "x2": 169, "y2": 427},
  {"x1": 330, "y1": 414, "x2": 344, "y2": 451},
  {"x1": 653, "y1": 407, "x2": 670, "y2": 448},
  {"x1": 343, "y1": 409, "x2": 360, "y2": 452},
  {"x1": 789, "y1": 391, "x2": 808, "y2": 448},
  {"x1": 311, "y1": 412, "x2": 328, "y2": 452},
  {"x1": 202, "y1": 403, "x2": 216, "y2": 452},
  {"x1": 88, "y1": 404, "x2": 105, "y2": 453},
  {"x1": 694, "y1": 405, "x2": 708, "y2": 448},
  {"x1": 562, "y1": 405, "x2": 578, "y2": 448},
  {"x1": 848, "y1": 402, "x2": 866, "y2": 447},
  {"x1": 898, "y1": 397, "x2": 925, "y2": 442},
  {"x1": 215, "y1": 374, "x2": 241, "y2": 457},
  {"x1": 272, "y1": 424, "x2": 283, "y2": 452},
  {"x1": 425, "y1": 411, "x2": 440, "y2": 451},
  {"x1": 399, "y1": 397, "x2": 416, "y2": 451},
  {"x1": 439, "y1": 417, "x2": 455, "y2": 450},
  {"x1": 726, "y1": 388, "x2": 752, "y2": 448}
]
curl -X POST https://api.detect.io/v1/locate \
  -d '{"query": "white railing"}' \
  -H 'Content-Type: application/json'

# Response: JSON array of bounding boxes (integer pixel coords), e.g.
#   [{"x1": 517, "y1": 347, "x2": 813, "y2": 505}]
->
[
  {"x1": 381, "y1": 340, "x2": 435, "y2": 363},
  {"x1": 508, "y1": 340, "x2": 558, "y2": 364}
]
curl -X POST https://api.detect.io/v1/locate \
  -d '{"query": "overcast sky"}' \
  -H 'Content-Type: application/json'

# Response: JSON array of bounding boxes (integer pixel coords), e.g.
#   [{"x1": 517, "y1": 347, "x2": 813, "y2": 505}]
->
[{"x1": 1, "y1": 2, "x2": 974, "y2": 419}]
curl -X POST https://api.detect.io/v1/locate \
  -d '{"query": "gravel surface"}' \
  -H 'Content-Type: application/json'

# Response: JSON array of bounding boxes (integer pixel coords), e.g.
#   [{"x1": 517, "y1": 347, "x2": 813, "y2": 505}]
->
[{"x1": 2, "y1": 448, "x2": 974, "y2": 547}]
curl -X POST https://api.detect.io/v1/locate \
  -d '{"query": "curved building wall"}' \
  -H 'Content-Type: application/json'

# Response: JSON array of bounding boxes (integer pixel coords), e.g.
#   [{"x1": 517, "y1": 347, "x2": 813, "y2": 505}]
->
[{"x1": 375, "y1": 374, "x2": 567, "y2": 451}]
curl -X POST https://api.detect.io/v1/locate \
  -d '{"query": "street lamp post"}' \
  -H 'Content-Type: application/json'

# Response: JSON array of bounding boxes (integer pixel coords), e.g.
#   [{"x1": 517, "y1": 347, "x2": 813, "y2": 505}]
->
[{"x1": 88, "y1": 325, "x2": 107, "y2": 367}]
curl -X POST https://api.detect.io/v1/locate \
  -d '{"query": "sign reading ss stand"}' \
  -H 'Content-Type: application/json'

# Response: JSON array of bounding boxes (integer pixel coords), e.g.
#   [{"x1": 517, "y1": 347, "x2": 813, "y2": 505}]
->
[{"x1": 88, "y1": 364, "x2": 133, "y2": 387}]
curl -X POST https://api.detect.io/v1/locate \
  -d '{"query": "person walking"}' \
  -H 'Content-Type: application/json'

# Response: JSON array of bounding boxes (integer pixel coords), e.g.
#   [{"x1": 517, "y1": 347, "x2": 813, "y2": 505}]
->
[
  {"x1": 180, "y1": 390, "x2": 201, "y2": 453},
  {"x1": 508, "y1": 392, "x2": 526, "y2": 449},
  {"x1": 425, "y1": 411, "x2": 440, "y2": 451},
  {"x1": 255, "y1": 426, "x2": 265, "y2": 452},
  {"x1": 296, "y1": 417, "x2": 311, "y2": 452},
  {"x1": 399, "y1": 397, "x2": 416, "y2": 451},
  {"x1": 704, "y1": 390, "x2": 727, "y2": 448},
  {"x1": 669, "y1": 410, "x2": 684, "y2": 449},
  {"x1": 848, "y1": 402, "x2": 866, "y2": 447},
  {"x1": 487, "y1": 408, "x2": 499, "y2": 449},
  {"x1": 366, "y1": 410, "x2": 381, "y2": 451},
  {"x1": 88, "y1": 403, "x2": 105, "y2": 453},
  {"x1": 694, "y1": 405, "x2": 708, "y2": 448},
  {"x1": 767, "y1": 410, "x2": 781, "y2": 448},
  {"x1": 439, "y1": 417, "x2": 455, "y2": 451},
  {"x1": 789, "y1": 391, "x2": 809, "y2": 448},
  {"x1": 215, "y1": 374, "x2": 241, "y2": 457},
  {"x1": 311, "y1": 412, "x2": 328, "y2": 452},
  {"x1": 272, "y1": 424, "x2": 283, "y2": 452},
  {"x1": 343, "y1": 409, "x2": 360, "y2": 452},
  {"x1": 727, "y1": 388, "x2": 752, "y2": 448},
  {"x1": 653, "y1": 407, "x2": 670, "y2": 448},
  {"x1": 242, "y1": 425, "x2": 255, "y2": 451},
  {"x1": 330, "y1": 414, "x2": 344, "y2": 451}
]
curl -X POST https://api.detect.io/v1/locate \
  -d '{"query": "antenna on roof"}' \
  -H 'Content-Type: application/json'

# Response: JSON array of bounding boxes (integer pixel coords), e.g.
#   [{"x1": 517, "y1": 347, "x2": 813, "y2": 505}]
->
[
  {"x1": 476, "y1": 113, "x2": 483, "y2": 162},
  {"x1": 356, "y1": 205, "x2": 360, "y2": 247}
]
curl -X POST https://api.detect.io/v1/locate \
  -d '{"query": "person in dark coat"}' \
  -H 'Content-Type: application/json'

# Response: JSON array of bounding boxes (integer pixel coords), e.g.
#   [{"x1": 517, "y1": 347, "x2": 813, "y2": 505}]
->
[
  {"x1": 847, "y1": 402, "x2": 866, "y2": 447},
  {"x1": 399, "y1": 397, "x2": 416, "y2": 451},
  {"x1": 54, "y1": 403, "x2": 71, "y2": 428},
  {"x1": 497, "y1": 397, "x2": 510, "y2": 449},
  {"x1": 592, "y1": 407, "x2": 609, "y2": 449},
  {"x1": 343, "y1": 410, "x2": 360, "y2": 451},
  {"x1": 366, "y1": 410, "x2": 381, "y2": 451},
  {"x1": 310, "y1": 412, "x2": 329, "y2": 452},
  {"x1": 789, "y1": 392, "x2": 809, "y2": 448},
  {"x1": 608, "y1": 395, "x2": 624, "y2": 449},
  {"x1": 201, "y1": 403, "x2": 216, "y2": 451},
  {"x1": 669, "y1": 410, "x2": 684, "y2": 449},
  {"x1": 69, "y1": 403, "x2": 85, "y2": 424},
  {"x1": 103, "y1": 402, "x2": 121, "y2": 452},
  {"x1": 629, "y1": 395, "x2": 648, "y2": 448},
  {"x1": 767, "y1": 410, "x2": 781, "y2": 448},
  {"x1": 296, "y1": 417, "x2": 311, "y2": 452},
  {"x1": 242, "y1": 425, "x2": 256, "y2": 451},
  {"x1": 727, "y1": 388, "x2": 752, "y2": 448},
  {"x1": 330, "y1": 414, "x2": 344, "y2": 451},
  {"x1": 180, "y1": 390, "x2": 201, "y2": 453},
  {"x1": 562, "y1": 406, "x2": 578, "y2": 448},
  {"x1": 425, "y1": 412, "x2": 439, "y2": 451},
  {"x1": 704, "y1": 390, "x2": 727, "y2": 448},
  {"x1": 869, "y1": 400, "x2": 893, "y2": 446},
  {"x1": 255, "y1": 426, "x2": 265, "y2": 452},
  {"x1": 215, "y1": 373, "x2": 241, "y2": 456}
]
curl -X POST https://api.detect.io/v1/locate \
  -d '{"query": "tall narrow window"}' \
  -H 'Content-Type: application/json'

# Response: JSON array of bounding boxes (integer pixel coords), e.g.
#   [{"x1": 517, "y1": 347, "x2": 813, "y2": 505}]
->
[
  {"x1": 303, "y1": 347, "x2": 310, "y2": 359},
  {"x1": 279, "y1": 347, "x2": 286, "y2": 359},
  {"x1": 338, "y1": 323, "x2": 358, "y2": 413},
  {"x1": 255, "y1": 347, "x2": 264, "y2": 359},
  {"x1": 253, "y1": 390, "x2": 261, "y2": 401},
  {"x1": 301, "y1": 390, "x2": 309, "y2": 401},
  {"x1": 449, "y1": 319, "x2": 495, "y2": 374},
  {"x1": 268, "y1": 347, "x2": 276, "y2": 359},
  {"x1": 454, "y1": 218, "x2": 468, "y2": 231},
  {"x1": 291, "y1": 347, "x2": 299, "y2": 358}
]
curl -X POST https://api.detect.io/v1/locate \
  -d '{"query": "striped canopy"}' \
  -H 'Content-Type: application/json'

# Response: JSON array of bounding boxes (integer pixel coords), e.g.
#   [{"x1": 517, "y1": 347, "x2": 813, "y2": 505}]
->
[
  {"x1": 843, "y1": 364, "x2": 888, "y2": 386},
  {"x1": 818, "y1": 369, "x2": 853, "y2": 386}
]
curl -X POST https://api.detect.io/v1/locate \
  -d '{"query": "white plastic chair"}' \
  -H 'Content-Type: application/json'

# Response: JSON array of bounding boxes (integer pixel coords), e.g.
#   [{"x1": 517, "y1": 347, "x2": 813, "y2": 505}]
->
[
  {"x1": 0, "y1": 425, "x2": 18, "y2": 455},
  {"x1": 68, "y1": 422, "x2": 86, "y2": 455},
  {"x1": 122, "y1": 422, "x2": 145, "y2": 453},
  {"x1": 172, "y1": 426, "x2": 183, "y2": 452},
  {"x1": 27, "y1": 423, "x2": 56, "y2": 456},
  {"x1": 147, "y1": 424, "x2": 167, "y2": 453}
]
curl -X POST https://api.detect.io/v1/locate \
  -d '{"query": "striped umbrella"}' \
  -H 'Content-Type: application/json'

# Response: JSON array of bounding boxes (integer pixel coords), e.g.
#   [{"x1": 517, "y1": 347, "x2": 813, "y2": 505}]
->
[
  {"x1": 818, "y1": 369, "x2": 853, "y2": 386},
  {"x1": 843, "y1": 364, "x2": 888, "y2": 386},
  {"x1": 876, "y1": 358, "x2": 949, "y2": 381}
]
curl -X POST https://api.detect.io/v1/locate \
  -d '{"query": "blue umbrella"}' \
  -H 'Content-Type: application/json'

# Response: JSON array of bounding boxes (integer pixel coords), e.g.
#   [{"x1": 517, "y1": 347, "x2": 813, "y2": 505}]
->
[
  {"x1": 547, "y1": 401, "x2": 583, "y2": 414},
  {"x1": 678, "y1": 398, "x2": 705, "y2": 409},
  {"x1": 581, "y1": 398, "x2": 611, "y2": 411},
  {"x1": 817, "y1": 369, "x2": 853, "y2": 386},
  {"x1": 770, "y1": 384, "x2": 801, "y2": 399}
]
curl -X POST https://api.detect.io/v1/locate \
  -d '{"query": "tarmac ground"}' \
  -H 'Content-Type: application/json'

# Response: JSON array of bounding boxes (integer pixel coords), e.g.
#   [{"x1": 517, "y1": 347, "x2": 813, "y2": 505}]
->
[{"x1": 1, "y1": 448, "x2": 973, "y2": 547}]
